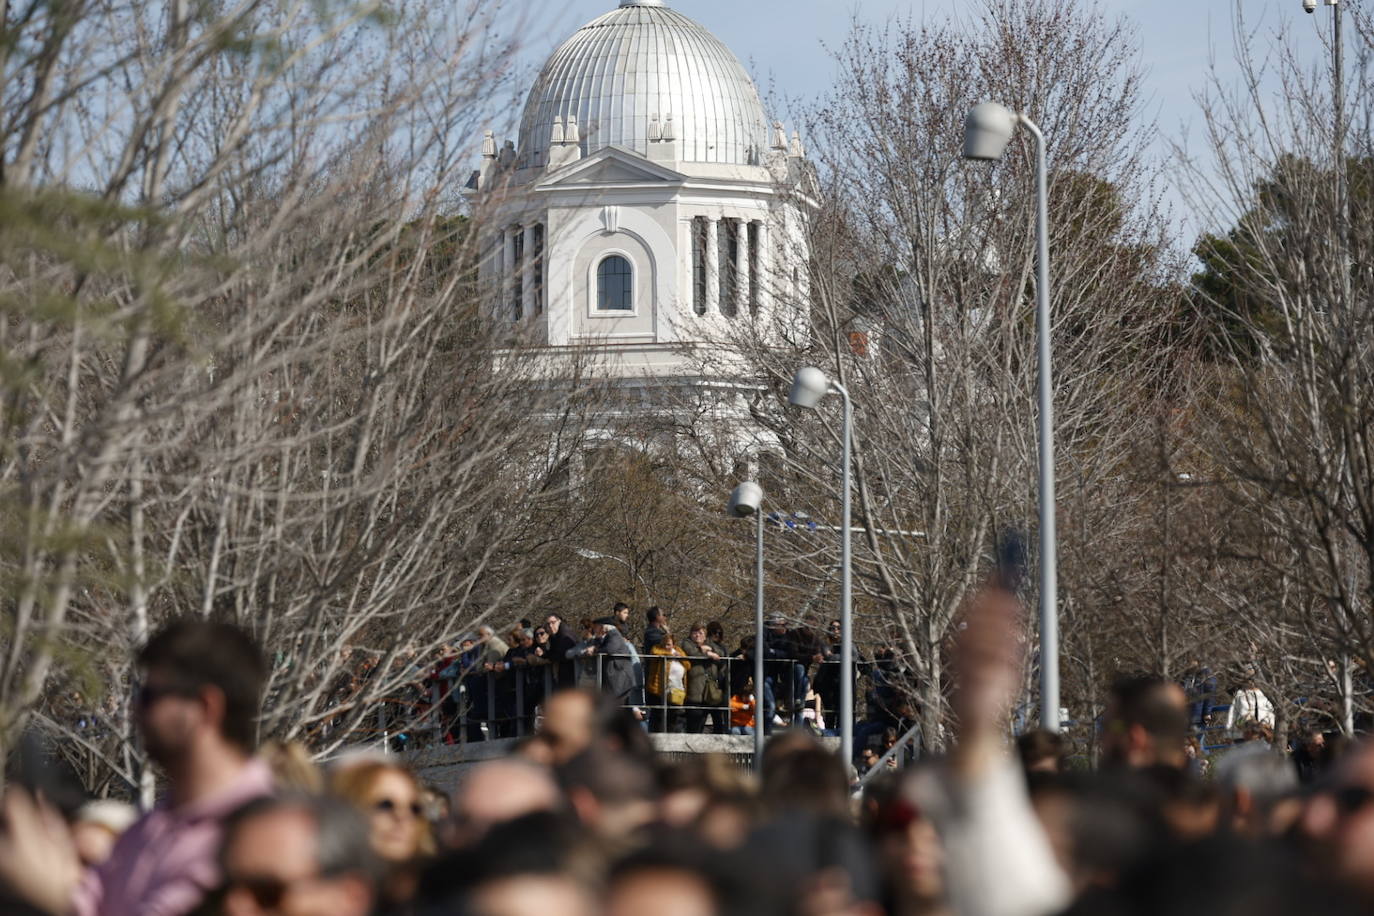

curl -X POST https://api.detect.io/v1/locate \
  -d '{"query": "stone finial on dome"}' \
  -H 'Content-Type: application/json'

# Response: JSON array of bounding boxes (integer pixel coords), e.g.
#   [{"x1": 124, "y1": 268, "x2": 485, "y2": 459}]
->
[
  {"x1": 481, "y1": 129, "x2": 497, "y2": 158},
  {"x1": 661, "y1": 112, "x2": 677, "y2": 142},
  {"x1": 551, "y1": 116, "x2": 565, "y2": 145},
  {"x1": 648, "y1": 113, "x2": 662, "y2": 142},
  {"x1": 499, "y1": 139, "x2": 516, "y2": 168},
  {"x1": 772, "y1": 121, "x2": 787, "y2": 151},
  {"x1": 565, "y1": 115, "x2": 581, "y2": 144},
  {"x1": 789, "y1": 130, "x2": 805, "y2": 158}
]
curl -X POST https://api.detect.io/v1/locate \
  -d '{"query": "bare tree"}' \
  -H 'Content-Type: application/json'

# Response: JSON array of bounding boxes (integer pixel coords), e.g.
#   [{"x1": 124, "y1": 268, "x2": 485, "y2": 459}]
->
[
  {"x1": 1182, "y1": 0, "x2": 1374, "y2": 730},
  {"x1": 1, "y1": 0, "x2": 611, "y2": 794},
  {"x1": 675, "y1": 0, "x2": 1190, "y2": 750}
]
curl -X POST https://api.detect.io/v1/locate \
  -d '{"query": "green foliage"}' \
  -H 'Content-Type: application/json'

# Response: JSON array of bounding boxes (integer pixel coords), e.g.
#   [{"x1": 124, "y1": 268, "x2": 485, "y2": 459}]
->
[{"x1": 1190, "y1": 153, "x2": 1374, "y2": 359}]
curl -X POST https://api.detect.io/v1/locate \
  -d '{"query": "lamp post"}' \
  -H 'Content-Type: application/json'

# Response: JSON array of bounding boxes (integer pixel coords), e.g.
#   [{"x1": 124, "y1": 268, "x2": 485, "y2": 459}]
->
[
  {"x1": 1302, "y1": 0, "x2": 1349, "y2": 316},
  {"x1": 788, "y1": 366, "x2": 855, "y2": 764},
  {"x1": 728, "y1": 481, "x2": 766, "y2": 771},
  {"x1": 963, "y1": 102, "x2": 1059, "y2": 732}
]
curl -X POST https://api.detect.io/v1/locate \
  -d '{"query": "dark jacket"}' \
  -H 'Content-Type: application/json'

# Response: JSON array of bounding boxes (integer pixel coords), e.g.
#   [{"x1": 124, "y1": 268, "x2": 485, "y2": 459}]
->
[
  {"x1": 597, "y1": 627, "x2": 637, "y2": 702},
  {"x1": 548, "y1": 629, "x2": 578, "y2": 686},
  {"x1": 643, "y1": 624, "x2": 668, "y2": 655}
]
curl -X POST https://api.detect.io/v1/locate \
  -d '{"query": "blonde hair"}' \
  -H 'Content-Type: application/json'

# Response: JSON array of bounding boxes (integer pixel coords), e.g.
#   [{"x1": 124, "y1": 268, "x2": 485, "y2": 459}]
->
[
  {"x1": 259, "y1": 740, "x2": 323, "y2": 794},
  {"x1": 330, "y1": 759, "x2": 436, "y2": 857}
]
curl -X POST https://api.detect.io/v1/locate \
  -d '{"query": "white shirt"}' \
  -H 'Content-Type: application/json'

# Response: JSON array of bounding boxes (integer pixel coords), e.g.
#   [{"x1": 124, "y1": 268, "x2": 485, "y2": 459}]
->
[{"x1": 1225, "y1": 687, "x2": 1275, "y2": 733}]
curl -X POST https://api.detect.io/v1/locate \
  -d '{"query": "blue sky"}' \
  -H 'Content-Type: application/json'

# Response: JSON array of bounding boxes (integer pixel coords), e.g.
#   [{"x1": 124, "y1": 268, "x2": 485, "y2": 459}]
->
[{"x1": 508, "y1": 0, "x2": 1335, "y2": 241}]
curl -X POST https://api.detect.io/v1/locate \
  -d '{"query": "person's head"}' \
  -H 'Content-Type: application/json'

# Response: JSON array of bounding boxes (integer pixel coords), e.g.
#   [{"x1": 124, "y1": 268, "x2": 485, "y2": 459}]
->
[
  {"x1": 1300, "y1": 740, "x2": 1374, "y2": 900},
  {"x1": 220, "y1": 794, "x2": 378, "y2": 916},
  {"x1": 330, "y1": 760, "x2": 434, "y2": 863},
  {"x1": 1017, "y1": 729, "x2": 1067, "y2": 774},
  {"x1": 136, "y1": 619, "x2": 265, "y2": 768},
  {"x1": 71, "y1": 800, "x2": 138, "y2": 868},
  {"x1": 558, "y1": 747, "x2": 657, "y2": 841},
  {"x1": 1302, "y1": 728, "x2": 1327, "y2": 754},
  {"x1": 828, "y1": 619, "x2": 841, "y2": 641},
  {"x1": 1103, "y1": 674, "x2": 1190, "y2": 769},
  {"x1": 533, "y1": 627, "x2": 550, "y2": 646},
  {"x1": 1215, "y1": 746, "x2": 1300, "y2": 837},
  {"x1": 706, "y1": 621, "x2": 725, "y2": 643},
  {"x1": 607, "y1": 833, "x2": 777, "y2": 916},
  {"x1": 606, "y1": 842, "x2": 725, "y2": 916},
  {"x1": 766, "y1": 615, "x2": 786, "y2": 634},
  {"x1": 613, "y1": 602, "x2": 630, "y2": 624},
  {"x1": 689, "y1": 623, "x2": 707, "y2": 645},
  {"x1": 540, "y1": 689, "x2": 603, "y2": 764},
  {"x1": 662, "y1": 633, "x2": 677, "y2": 650},
  {"x1": 511, "y1": 627, "x2": 530, "y2": 647},
  {"x1": 477, "y1": 625, "x2": 495, "y2": 642},
  {"x1": 860, "y1": 747, "x2": 879, "y2": 770},
  {"x1": 867, "y1": 776, "x2": 944, "y2": 908},
  {"x1": 418, "y1": 812, "x2": 596, "y2": 916},
  {"x1": 450, "y1": 759, "x2": 562, "y2": 847},
  {"x1": 460, "y1": 638, "x2": 475, "y2": 652},
  {"x1": 760, "y1": 745, "x2": 850, "y2": 819},
  {"x1": 544, "y1": 613, "x2": 563, "y2": 635},
  {"x1": 260, "y1": 740, "x2": 324, "y2": 794}
]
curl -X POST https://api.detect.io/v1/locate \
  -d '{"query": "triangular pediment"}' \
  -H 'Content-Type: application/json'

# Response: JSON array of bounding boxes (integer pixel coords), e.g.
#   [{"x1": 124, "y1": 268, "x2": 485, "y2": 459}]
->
[{"x1": 538, "y1": 146, "x2": 685, "y2": 189}]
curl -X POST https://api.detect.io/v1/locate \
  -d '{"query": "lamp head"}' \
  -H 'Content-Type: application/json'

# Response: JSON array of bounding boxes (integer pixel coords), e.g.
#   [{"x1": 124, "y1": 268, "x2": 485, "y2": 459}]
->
[
  {"x1": 788, "y1": 367, "x2": 831, "y2": 409},
  {"x1": 1303, "y1": 0, "x2": 1317, "y2": 11},
  {"x1": 962, "y1": 102, "x2": 1017, "y2": 161},
  {"x1": 728, "y1": 481, "x2": 764, "y2": 518}
]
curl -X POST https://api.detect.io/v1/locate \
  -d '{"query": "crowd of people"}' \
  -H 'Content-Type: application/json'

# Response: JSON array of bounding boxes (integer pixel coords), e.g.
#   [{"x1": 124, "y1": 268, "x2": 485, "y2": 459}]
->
[
  {"x1": 7, "y1": 586, "x2": 1374, "y2": 915},
  {"x1": 395, "y1": 604, "x2": 914, "y2": 754}
]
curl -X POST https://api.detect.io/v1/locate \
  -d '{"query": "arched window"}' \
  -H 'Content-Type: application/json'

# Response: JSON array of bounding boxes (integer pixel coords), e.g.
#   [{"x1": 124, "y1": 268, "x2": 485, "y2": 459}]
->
[{"x1": 596, "y1": 255, "x2": 633, "y2": 310}]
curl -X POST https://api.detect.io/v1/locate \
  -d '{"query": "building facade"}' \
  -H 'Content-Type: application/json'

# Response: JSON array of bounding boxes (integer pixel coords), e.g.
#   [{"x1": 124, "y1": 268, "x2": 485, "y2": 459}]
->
[{"x1": 474, "y1": 0, "x2": 810, "y2": 386}]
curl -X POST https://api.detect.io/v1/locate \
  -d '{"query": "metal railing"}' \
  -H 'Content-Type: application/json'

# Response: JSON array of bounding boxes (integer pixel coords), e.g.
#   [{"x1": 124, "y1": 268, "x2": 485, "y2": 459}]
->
[{"x1": 369, "y1": 652, "x2": 866, "y2": 747}]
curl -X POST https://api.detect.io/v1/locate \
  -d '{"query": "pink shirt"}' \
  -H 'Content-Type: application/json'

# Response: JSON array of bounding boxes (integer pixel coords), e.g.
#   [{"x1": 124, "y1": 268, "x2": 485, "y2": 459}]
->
[{"x1": 73, "y1": 758, "x2": 274, "y2": 916}]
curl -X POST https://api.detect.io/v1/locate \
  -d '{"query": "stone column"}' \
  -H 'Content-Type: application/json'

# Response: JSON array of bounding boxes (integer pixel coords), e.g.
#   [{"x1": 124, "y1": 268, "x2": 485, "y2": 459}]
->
[
  {"x1": 502, "y1": 226, "x2": 517, "y2": 319},
  {"x1": 705, "y1": 217, "x2": 720, "y2": 316},
  {"x1": 753, "y1": 220, "x2": 769, "y2": 316},
  {"x1": 522, "y1": 223, "x2": 538, "y2": 319},
  {"x1": 735, "y1": 218, "x2": 751, "y2": 318}
]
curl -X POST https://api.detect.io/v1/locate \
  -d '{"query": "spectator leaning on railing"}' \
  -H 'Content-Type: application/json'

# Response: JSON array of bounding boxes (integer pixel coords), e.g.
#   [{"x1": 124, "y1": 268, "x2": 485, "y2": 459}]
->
[
  {"x1": 684, "y1": 623, "x2": 728, "y2": 735},
  {"x1": 646, "y1": 634, "x2": 691, "y2": 734},
  {"x1": 585, "y1": 616, "x2": 640, "y2": 712}
]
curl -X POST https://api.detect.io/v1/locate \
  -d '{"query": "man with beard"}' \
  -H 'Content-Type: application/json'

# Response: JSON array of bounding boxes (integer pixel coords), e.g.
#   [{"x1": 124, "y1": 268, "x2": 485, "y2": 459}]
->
[{"x1": 0, "y1": 619, "x2": 273, "y2": 916}]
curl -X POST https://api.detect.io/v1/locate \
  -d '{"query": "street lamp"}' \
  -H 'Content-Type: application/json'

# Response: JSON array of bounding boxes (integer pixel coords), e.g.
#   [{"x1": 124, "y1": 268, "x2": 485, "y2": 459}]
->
[
  {"x1": 1301, "y1": 0, "x2": 1348, "y2": 312},
  {"x1": 787, "y1": 366, "x2": 855, "y2": 765},
  {"x1": 963, "y1": 101, "x2": 1059, "y2": 732},
  {"x1": 728, "y1": 481, "x2": 766, "y2": 771}
]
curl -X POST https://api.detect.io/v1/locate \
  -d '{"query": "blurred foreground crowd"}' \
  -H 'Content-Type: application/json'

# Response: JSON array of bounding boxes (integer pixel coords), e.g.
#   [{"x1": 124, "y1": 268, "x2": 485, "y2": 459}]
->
[{"x1": 5, "y1": 588, "x2": 1374, "y2": 916}]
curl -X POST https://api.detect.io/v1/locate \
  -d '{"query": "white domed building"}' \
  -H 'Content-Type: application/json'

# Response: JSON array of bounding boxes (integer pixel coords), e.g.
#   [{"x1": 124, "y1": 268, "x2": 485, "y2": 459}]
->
[{"x1": 475, "y1": 0, "x2": 810, "y2": 390}]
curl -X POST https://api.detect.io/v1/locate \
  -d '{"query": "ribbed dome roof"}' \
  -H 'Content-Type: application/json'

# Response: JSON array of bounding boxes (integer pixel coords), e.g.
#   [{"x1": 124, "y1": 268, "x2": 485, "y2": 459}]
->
[{"x1": 518, "y1": 1, "x2": 770, "y2": 168}]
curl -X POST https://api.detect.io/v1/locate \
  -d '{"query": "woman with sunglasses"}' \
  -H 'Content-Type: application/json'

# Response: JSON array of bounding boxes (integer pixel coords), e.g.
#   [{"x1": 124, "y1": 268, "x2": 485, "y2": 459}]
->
[{"x1": 331, "y1": 759, "x2": 435, "y2": 907}]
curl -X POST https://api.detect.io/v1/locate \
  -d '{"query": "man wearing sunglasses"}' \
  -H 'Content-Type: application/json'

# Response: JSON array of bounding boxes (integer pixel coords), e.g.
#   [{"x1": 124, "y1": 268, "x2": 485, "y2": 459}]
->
[
  {"x1": 219, "y1": 795, "x2": 377, "y2": 916},
  {"x1": 0, "y1": 619, "x2": 272, "y2": 916},
  {"x1": 1303, "y1": 743, "x2": 1374, "y2": 904}
]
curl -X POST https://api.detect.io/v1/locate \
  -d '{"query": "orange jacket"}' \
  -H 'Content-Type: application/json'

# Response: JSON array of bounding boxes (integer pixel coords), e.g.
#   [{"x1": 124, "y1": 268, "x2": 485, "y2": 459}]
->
[{"x1": 730, "y1": 693, "x2": 755, "y2": 729}]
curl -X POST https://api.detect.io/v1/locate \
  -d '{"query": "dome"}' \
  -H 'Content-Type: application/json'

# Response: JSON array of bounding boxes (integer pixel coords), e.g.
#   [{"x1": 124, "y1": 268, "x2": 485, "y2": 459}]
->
[{"x1": 518, "y1": 1, "x2": 770, "y2": 168}]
